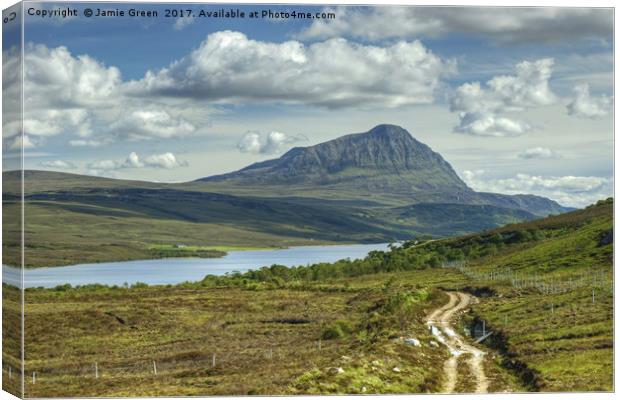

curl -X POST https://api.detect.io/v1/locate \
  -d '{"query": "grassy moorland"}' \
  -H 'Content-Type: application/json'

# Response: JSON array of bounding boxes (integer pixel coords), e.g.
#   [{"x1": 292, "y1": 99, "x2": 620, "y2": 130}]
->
[
  {"x1": 3, "y1": 199, "x2": 612, "y2": 397},
  {"x1": 2, "y1": 285, "x2": 22, "y2": 397},
  {"x1": 15, "y1": 269, "x2": 467, "y2": 397}
]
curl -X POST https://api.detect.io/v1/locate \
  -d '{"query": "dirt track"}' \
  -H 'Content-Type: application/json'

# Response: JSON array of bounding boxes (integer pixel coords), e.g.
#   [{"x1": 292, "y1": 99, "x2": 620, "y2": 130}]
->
[{"x1": 426, "y1": 291, "x2": 488, "y2": 393}]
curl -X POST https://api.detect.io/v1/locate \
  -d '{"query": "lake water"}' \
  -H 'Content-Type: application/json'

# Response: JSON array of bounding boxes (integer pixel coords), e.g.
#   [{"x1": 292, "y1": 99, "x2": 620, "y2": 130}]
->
[{"x1": 2, "y1": 243, "x2": 390, "y2": 288}]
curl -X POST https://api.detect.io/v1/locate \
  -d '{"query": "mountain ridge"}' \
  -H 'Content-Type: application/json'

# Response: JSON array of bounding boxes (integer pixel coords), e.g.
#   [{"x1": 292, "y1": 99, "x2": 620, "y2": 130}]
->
[{"x1": 202, "y1": 124, "x2": 469, "y2": 192}]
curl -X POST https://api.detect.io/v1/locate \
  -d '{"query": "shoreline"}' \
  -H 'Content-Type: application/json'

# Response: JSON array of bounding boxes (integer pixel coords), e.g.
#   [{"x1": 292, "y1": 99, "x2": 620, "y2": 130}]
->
[
  {"x1": 2, "y1": 243, "x2": 392, "y2": 289},
  {"x1": 7, "y1": 241, "x2": 392, "y2": 270}
]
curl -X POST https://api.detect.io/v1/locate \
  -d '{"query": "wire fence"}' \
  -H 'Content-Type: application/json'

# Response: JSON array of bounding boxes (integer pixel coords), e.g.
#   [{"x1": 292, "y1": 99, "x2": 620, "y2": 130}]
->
[
  {"x1": 442, "y1": 261, "x2": 613, "y2": 295},
  {"x1": 2, "y1": 339, "x2": 328, "y2": 385}
]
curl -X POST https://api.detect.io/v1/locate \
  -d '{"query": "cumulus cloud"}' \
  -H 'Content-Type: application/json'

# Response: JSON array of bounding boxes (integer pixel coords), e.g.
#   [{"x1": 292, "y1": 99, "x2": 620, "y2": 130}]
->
[
  {"x1": 10, "y1": 34, "x2": 455, "y2": 149},
  {"x1": 14, "y1": 44, "x2": 119, "y2": 147},
  {"x1": 88, "y1": 152, "x2": 187, "y2": 171},
  {"x1": 237, "y1": 131, "x2": 308, "y2": 155},
  {"x1": 450, "y1": 58, "x2": 556, "y2": 136},
  {"x1": 298, "y1": 7, "x2": 612, "y2": 44},
  {"x1": 518, "y1": 147, "x2": 560, "y2": 159},
  {"x1": 566, "y1": 83, "x2": 612, "y2": 119},
  {"x1": 126, "y1": 31, "x2": 455, "y2": 109},
  {"x1": 5, "y1": 44, "x2": 209, "y2": 149},
  {"x1": 40, "y1": 160, "x2": 77, "y2": 170},
  {"x1": 25, "y1": 44, "x2": 121, "y2": 109},
  {"x1": 143, "y1": 152, "x2": 187, "y2": 169},
  {"x1": 461, "y1": 169, "x2": 612, "y2": 208},
  {"x1": 110, "y1": 109, "x2": 196, "y2": 140}
]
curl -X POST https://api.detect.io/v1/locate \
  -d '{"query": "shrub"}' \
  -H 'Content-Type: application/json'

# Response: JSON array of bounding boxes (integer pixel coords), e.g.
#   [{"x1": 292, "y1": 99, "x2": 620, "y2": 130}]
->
[{"x1": 322, "y1": 320, "x2": 355, "y2": 340}]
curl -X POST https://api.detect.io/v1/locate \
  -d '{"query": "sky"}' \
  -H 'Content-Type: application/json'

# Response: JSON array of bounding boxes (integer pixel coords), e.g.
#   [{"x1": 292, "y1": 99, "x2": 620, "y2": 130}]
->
[{"x1": 2, "y1": 3, "x2": 614, "y2": 207}]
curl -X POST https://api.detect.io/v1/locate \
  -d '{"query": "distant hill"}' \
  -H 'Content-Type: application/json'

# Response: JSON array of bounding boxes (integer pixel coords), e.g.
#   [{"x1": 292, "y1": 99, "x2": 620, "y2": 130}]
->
[{"x1": 198, "y1": 124, "x2": 569, "y2": 216}]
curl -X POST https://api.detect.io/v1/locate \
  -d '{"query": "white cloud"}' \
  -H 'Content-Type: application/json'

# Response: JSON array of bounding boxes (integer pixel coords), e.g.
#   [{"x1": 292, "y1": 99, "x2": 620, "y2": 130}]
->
[
  {"x1": 143, "y1": 152, "x2": 186, "y2": 169},
  {"x1": 124, "y1": 152, "x2": 144, "y2": 168},
  {"x1": 25, "y1": 44, "x2": 122, "y2": 109},
  {"x1": 126, "y1": 31, "x2": 455, "y2": 109},
  {"x1": 16, "y1": 44, "x2": 120, "y2": 146},
  {"x1": 518, "y1": 147, "x2": 560, "y2": 159},
  {"x1": 88, "y1": 159, "x2": 121, "y2": 171},
  {"x1": 461, "y1": 169, "x2": 612, "y2": 208},
  {"x1": 298, "y1": 7, "x2": 612, "y2": 44},
  {"x1": 6, "y1": 44, "x2": 209, "y2": 148},
  {"x1": 237, "y1": 131, "x2": 308, "y2": 155},
  {"x1": 566, "y1": 83, "x2": 612, "y2": 119},
  {"x1": 173, "y1": 16, "x2": 195, "y2": 30},
  {"x1": 8, "y1": 135, "x2": 39, "y2": 150},
  {"x1": 454, "y1": 111, "x2": 531, "y2": 137},
  {"x1": 6, "y1": 34, "x2": 452, "y2": 149},
  {"x1": 450, "y1": 58, "x2": 556, "y2": 136},
  {"x1": 237, "y1": 132, "x2": 262, "y2": 154},
  {"x1": 24, "y1": 109, "x2": 93, "y2": 138},
  {"x1": 110, "y1": 109, "x2": 196, "y2": 140},
  {"x1": 40, "y1": 160, "x2": 77, "y2": 170},
  {"x1": 88, "y1": 152, "x2": 187, "y2": 172}
]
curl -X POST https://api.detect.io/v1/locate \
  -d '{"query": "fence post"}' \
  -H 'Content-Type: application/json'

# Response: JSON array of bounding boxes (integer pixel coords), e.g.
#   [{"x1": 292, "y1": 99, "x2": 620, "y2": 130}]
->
[
  {"x1": 152, "y1": 360, "x2": 157, "y2": 375},
  {"x1": 212, "y1": 353, "x2": 216, "y2": 368},
  {"x1": 318, "y1": 339, "x2": 322, "y2": 351},
  {"x1": 32, "y1": 372, "x2": 36, "y2": 385},
  {"x1": 94, "y1": 362, "x2": 99, "y2": 379}
]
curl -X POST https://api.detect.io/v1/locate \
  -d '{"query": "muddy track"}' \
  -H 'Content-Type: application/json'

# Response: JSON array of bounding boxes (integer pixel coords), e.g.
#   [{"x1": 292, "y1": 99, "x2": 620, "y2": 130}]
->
[{"x1": 426, "y1": 291, "x2": 489, "y2": 393}]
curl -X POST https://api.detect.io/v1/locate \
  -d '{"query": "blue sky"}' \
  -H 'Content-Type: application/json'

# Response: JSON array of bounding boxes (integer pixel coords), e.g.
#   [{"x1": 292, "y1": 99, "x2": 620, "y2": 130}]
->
[{"x1": 3, "y1": 3, "x2": 614, "y2": 207}]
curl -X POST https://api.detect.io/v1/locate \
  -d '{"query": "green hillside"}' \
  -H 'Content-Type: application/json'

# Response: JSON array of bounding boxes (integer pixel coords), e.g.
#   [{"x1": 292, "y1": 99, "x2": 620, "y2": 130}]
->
[{"x1": 195, "y1": 198, "x2": 613, "y2": 392}]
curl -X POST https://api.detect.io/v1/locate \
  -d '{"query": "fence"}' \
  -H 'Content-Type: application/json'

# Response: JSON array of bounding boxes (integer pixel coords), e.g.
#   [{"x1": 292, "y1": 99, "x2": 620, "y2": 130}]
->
[
  {"x1": 442, "y1": 261, "x2": 613, "y2": 295},
  {"x1": 2, "y1": 339, "x2": 327, "y2": 386}
]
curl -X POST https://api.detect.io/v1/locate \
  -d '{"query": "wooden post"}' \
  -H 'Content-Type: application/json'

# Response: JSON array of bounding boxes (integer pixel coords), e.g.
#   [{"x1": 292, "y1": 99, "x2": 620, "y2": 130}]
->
[
  {"x1": 152, "y1": 360, "x2": 157, "y2": 375},
  {"x1": 592, "y1": 289, "x2": 595, "y2": 304},
  {"x1": 32, "y1": 372, "x2": 36, "y2": 385},
  {"x1": 551, "y1": 303, "x2": 554, "y2": 315},
  {"x1": 482, "y1": 320, "x2": 486, "y2": 336},
  {"x1": 318, "y1": 339, "x2": 322, "y2": 351},
  {"x1": 8, "y1": 366, "x2": 12, "y2": 380},
  {"x1": 94, "y1": 362, "x2": 99, "y2": 379},
  {"x1": 212, "y1": 353, "x2": 216, "y2": 368}
]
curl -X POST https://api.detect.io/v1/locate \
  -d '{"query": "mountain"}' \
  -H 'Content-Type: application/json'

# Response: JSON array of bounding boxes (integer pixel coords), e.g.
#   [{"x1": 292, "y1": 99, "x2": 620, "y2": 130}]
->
[
  {"x1": 199, "y1": 124, "x2": 569, "y2": 216},
  {"x1": 202, "y1": 124, "x2": 469, "y2": 195}
]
